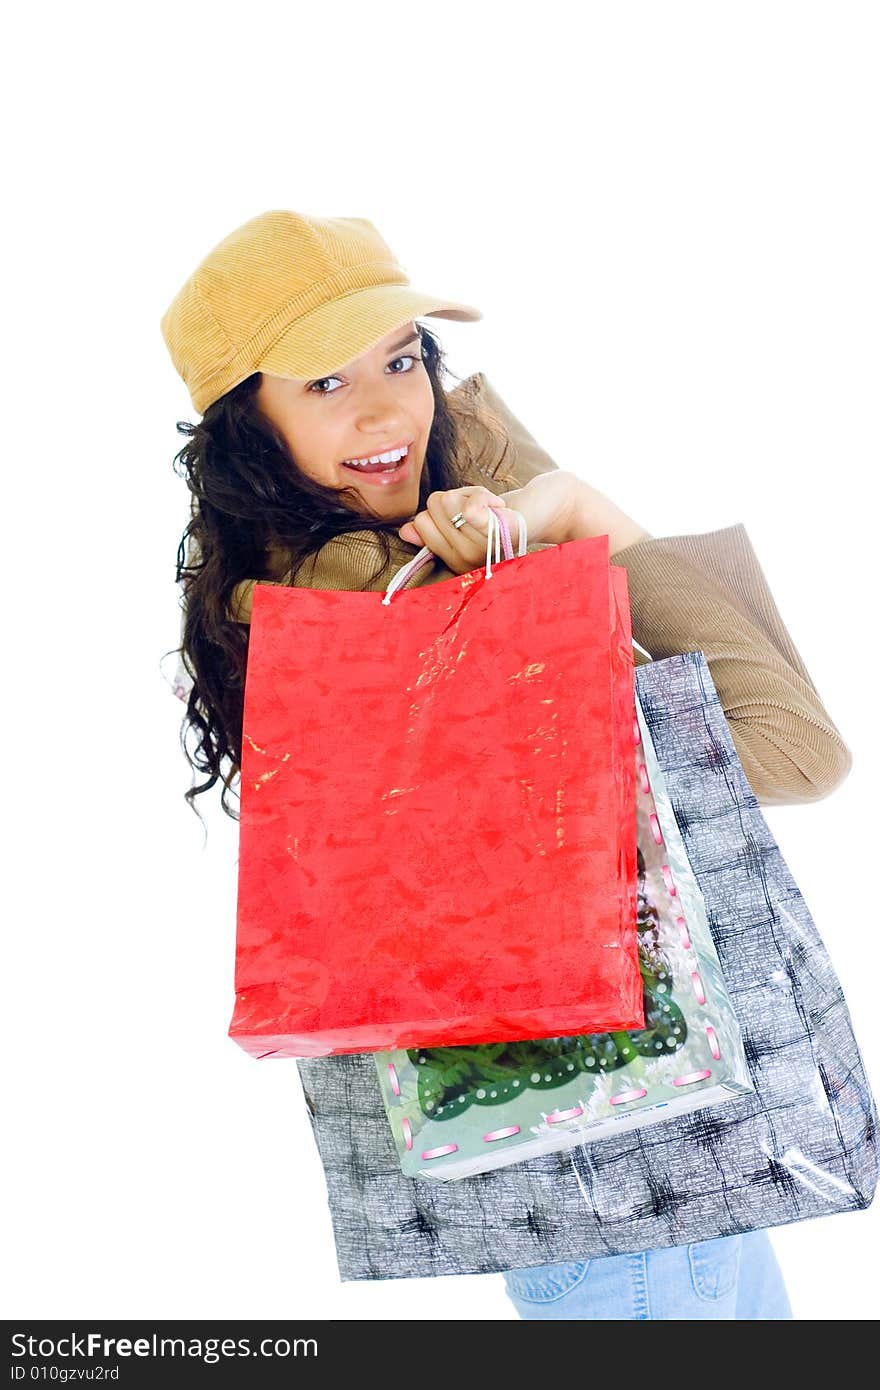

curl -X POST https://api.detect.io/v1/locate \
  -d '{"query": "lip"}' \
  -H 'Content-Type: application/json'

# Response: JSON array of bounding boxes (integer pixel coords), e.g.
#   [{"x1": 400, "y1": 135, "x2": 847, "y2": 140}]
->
[
  {"x1": 341, "y1": 438, "x2": 413, "y2": 464},
  {"x1": 339, "y1": 441, "x2": 415, "y2": 486}
]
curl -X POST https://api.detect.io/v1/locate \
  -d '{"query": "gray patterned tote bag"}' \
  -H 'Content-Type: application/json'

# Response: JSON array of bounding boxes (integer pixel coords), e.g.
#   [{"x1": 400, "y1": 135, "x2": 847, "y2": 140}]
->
[{"x1": 296, "y1": 650, "x2": 878, "y2": 1281}]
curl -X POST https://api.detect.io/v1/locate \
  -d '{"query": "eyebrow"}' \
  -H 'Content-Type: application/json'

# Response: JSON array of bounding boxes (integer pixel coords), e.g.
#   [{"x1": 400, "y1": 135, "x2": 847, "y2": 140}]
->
[{"x1": 386, "y1": 329, "x2": 422, "y2": 354}]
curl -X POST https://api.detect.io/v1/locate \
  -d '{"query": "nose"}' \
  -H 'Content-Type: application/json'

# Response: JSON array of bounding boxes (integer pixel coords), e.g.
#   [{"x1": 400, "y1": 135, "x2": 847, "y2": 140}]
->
[{"x1": 355, "y1": 377, "x2": 408, "y2": 437}]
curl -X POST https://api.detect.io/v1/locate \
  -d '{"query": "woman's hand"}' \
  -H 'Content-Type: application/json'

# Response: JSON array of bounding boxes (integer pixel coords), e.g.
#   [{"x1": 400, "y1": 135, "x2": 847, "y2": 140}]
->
[
  {"x1": 396, "y1": 485, "x2": 513, "y2": 576},
  {"x1": 502, "y1": 473, "x2": 652, "y2": 556},
  {"x1": 396, "y1": 472, "x2": 586, "y2": 575}
]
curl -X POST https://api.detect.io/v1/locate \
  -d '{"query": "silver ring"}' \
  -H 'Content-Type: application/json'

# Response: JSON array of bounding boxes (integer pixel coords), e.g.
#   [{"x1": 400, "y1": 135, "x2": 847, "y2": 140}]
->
[{"x1": 450, "y1": 512, "x2": 467, "y2": 530}]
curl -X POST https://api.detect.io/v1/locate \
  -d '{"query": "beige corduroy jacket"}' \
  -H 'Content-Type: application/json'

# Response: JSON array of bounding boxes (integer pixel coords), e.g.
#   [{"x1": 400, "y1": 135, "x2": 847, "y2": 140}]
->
[{"x1": 223, "y1": 372, "x2": 852, "y2": 808}]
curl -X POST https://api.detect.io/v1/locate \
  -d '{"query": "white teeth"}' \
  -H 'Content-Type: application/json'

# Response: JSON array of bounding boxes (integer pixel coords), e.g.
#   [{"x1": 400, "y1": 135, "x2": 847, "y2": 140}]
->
[{"x1": 342, "y1": 445, "x2": 408, "y2": 468}]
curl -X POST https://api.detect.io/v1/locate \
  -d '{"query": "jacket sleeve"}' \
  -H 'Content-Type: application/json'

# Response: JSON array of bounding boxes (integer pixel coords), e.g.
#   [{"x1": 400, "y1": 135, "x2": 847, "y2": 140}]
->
[
  {"x1": 457, "y1": 373, "x2": 852, "y2": 807},
  {"x1": 609, "y1": 524, "x2": 853, "y2": 806}
]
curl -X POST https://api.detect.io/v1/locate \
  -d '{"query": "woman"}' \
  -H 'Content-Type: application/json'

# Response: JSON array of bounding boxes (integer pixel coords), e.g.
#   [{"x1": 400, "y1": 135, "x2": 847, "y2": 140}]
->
[{"x1": 161, "y1": 209, "x2": 851, "y2": 1318}]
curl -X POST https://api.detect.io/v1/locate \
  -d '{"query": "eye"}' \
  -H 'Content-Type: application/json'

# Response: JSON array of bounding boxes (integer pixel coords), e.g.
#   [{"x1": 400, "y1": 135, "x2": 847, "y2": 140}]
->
[
  {"x1": 308, "y1": 353, "x2": 424, "y2": 396},
  {"x1": 308, "y1": 375, "x2": 344, "y2": 396},
  {"x1": 387, "y1": 353, "x2": 422, "y2": 374}
]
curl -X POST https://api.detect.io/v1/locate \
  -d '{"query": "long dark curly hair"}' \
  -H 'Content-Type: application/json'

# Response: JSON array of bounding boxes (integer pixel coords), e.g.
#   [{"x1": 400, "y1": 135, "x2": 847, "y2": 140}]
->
[{"x1": 164, "y1": 325, "x2": 512, "y2": 829}]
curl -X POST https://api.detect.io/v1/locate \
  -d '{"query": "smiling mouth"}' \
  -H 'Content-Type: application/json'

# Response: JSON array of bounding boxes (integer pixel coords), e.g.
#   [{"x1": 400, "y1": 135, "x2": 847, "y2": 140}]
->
[{"x1": 340, "y1": 443, "x2": 412, "y2": 475}]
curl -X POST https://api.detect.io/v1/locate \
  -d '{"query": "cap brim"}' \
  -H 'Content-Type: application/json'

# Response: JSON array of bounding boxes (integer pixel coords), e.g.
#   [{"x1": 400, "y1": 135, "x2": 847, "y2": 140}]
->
[{"x1": 256, "y1": 283, "x2": 482, "y2": 380}]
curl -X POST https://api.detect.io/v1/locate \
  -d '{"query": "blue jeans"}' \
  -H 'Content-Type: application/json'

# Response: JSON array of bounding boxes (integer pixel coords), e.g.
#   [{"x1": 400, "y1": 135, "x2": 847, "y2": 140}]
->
[{"x1": 501, "y1": 1230, "x2": 793, "y2": 1319}]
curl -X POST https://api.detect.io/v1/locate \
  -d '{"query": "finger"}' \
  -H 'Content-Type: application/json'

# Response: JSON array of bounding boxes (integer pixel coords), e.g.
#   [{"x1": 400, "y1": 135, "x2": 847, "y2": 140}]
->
[
  {"x1": 459, "y1": 496, "x2": 519, "y2": 557},
  {"x1": 401, "y1": 490, "x2": 508, "y2": 571},
  {"x1": 398, "y1": 492, "x2": 483, "y2": 548},
  {"x1": 429, "y1": 493, "x2": 504, "y2": 571},
  {"x1": 427, "y1": 488, "x2": 504, "y2": 548},
  {"x1": 403, "y1": 506, "x2": 473, "y2": 573},
  {"x1": 408, "y1": 503, "x2": 483, "y2": 572}
]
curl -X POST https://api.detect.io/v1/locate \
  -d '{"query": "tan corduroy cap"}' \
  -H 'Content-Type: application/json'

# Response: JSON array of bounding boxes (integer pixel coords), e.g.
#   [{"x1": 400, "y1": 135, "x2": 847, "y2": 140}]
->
[{"x1": 160, "y1": 210, "x2": 482, "y2": 415}]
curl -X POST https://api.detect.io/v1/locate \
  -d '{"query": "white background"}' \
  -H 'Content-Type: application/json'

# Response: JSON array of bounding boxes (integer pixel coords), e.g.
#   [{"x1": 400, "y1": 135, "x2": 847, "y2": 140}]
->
[{"x1": 4, "y1": 1, "x2": 878, "y2": 1321}]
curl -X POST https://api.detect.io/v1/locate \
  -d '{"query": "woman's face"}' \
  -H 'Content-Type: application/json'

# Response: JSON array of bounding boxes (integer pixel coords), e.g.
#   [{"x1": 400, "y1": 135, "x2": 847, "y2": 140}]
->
[{"x1": 255, "y1": 319, "x2": 435, "y2": 521}]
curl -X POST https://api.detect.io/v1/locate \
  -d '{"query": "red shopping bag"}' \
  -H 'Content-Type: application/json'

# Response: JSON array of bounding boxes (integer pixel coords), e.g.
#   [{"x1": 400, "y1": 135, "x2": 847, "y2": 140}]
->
[{"x1": 229, "y1": 533, "x2": 643, "y2": 1058}]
